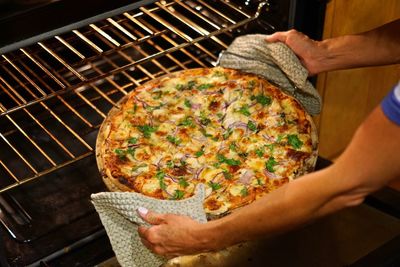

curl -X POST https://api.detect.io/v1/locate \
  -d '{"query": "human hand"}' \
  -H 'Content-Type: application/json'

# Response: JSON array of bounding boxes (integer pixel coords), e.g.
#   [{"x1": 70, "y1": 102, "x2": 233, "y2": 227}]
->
[
  {"x1": 137, "y1": 207, "x2": 215, "y2": 257},
  {"x1": 266, "y1": 30, "x2": 327, "y2": 76}
]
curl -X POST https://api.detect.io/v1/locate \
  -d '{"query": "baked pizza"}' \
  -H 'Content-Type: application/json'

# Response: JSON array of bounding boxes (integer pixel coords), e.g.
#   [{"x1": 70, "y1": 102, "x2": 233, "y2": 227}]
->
[{"x1": 96, "y1": 67, "x2": 318, "y2": 217}]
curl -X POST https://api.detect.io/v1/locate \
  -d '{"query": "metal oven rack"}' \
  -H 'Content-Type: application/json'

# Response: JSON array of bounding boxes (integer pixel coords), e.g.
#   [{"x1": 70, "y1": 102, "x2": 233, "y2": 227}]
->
[{"x1": 0, "y1": 0, "x2": 271, "y2": 193}]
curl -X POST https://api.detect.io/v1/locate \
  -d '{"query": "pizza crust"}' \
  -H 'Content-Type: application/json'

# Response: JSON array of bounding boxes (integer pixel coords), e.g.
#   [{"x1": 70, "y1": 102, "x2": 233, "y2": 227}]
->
[{"x1": 96, "y1": 67, "x2": 319, "y2": 218}]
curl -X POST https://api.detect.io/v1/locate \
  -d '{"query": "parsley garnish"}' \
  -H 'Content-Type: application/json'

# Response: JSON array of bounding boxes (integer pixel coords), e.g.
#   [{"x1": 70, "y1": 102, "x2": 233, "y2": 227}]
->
[
  {"x1": 217, "y1": 154, "x2": 241, "y2": 166},
  {"x1": 223, "y1": 128, "x2": 233, "y2": 139},
  {"x1": 266, "y1": 157, "x2": 278, "y2": 173},
  {"x1": 195, "y1": 148, "x2": 204, "y2": 157},
  {"x1": 172, "y1": 189, "x2": 185, "y2": 200},
  {"x1": 276, "y1": 134, "x2": 285, "y2": 143},
  {"x1": 208, "y1": 181, "x2": 222, "y2": 191},
  {"x1": 152, "y1": 91, "x2": 162, "y2": 100},
  {"x1": 176, "y1": 80, "x2": 197, "y2": 91},
  {"x1": 240, "y1": 187, "x2": 248, "y2": 196},
  {"x1": 222, "y1": 169, "x2": 232, "y2": 180},
  {"x1": 247, "y1": 80, "x2": 256, "y2": 89},
  {"x1": 247, "y1": 120, "x2": 257, "y2": 131},
  {"x1": 178, "y1": 116, "x2": 194, "y2": 127},
  {"x1": 184, "y1": 99, "x2": 192, "y2": 108},
  {"x1": 255, "y1": 148, "x2": 264, "y2": 157},
  {"x1": 128, "y1": 137, "x2": 138, "y2": 144},
  {"x1": 178, "y1": 178, "x2": 189, "y2": 188},
  {"x1": 229, "y1": 142, "x2": 237, "y2": 152},
  {"x1": 251, "y1": 94, "x2": 272, "y2": 106},
  {"x1": 199, "y1": 111, "x2": 211, "y2": 126},
  {"x1": 287, "y1": 134, "x2": 303, "y2": 149},
  {"x1": 166, "y1": 160, "x2": 174, "y2": 168},
  {"x1": 237, "y1": 105, "x2": 251, "y2": 116},
  {"x1": 137, "y1": 125, "x2": 157, "y2": 138},
  {"x1": 197, "y1": 83, "x2": 214, "y2": 90},
  {"x1": 156, "y1": 171, "x2": 166, "y2": 190},
  {"x1": 167, "y1": 135, "x2": 181, "y2": 145},
  {"x1": 114, "y1": 149, "x2": 126, "y2": 160},
  {"x1": 126, "y1": 147, "x2": 135, "y2": 157}
]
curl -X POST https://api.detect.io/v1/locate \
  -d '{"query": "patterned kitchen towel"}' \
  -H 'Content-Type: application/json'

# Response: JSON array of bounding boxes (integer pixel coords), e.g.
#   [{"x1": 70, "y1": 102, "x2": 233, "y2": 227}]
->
[
  {"x1": 219, "y1": 34, "x2": 321, "y2": 115},
  {"x1": 91, "y1": 184, "x2": 207, "y2": 267}
]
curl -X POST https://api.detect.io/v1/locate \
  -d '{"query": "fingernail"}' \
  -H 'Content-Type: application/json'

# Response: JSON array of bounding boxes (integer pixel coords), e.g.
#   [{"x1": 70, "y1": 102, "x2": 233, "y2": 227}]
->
[{"x1": 137, "y1": 207, "x2": 148, "y2": 216}]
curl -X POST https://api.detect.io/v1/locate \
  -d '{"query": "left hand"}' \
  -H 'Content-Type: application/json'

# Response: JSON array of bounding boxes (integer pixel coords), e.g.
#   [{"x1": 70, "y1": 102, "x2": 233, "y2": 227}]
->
[{"x1": 137, "y1": 207, "x2": 213, "y2": 257}]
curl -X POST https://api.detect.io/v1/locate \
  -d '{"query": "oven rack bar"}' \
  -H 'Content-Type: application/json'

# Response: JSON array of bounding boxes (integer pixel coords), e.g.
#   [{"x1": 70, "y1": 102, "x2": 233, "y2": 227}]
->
[{"x1": 0, "y1": 0, "x2": 270, "y2": 193}]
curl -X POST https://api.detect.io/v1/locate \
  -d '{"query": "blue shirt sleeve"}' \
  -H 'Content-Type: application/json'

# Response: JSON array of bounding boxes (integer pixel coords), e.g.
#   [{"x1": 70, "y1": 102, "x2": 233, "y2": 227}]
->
[{"x1": 381, "y1": 82, "x2": 400, "y2": 125}]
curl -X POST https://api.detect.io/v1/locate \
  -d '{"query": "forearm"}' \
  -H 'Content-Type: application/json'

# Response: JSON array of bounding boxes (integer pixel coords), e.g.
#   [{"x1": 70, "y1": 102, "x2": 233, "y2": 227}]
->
[
  {"x1": 200, "y1": 106, "x2": 400, "y2": 249},
  {"x1": 316, "y1": 19, "x2": 400, "y2": 73}
]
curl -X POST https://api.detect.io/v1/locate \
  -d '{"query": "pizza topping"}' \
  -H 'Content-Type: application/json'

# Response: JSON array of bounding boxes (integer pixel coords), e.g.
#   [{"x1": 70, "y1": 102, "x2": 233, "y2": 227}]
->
[
  {"x1": 287, "y1": 134, "x2": 303, "y2": 150},
  {"x1": 208, "y1": 181, "x2": 222, "y2": 191},
  {"x1": 216, "y1": 154, "x2": 241, "y2": 166},
  {"x1": 236, "y1": 104, "x2": 251, "y2": 116},
  {"x1": 251, "y1": 94, "x2": 272, "y2": 106},
  {"x1": 266, "y1": 156, "x2": 278, "y2": 173},
  {"x1": 171, "y1": 189, "x2": 185, "y2": 200},
  {"x1": 137, "y1": 124, "x2": 158, "y2": 138},
  {"x1": 167, "y1": 135, "x2": 182, "y2": 146}
]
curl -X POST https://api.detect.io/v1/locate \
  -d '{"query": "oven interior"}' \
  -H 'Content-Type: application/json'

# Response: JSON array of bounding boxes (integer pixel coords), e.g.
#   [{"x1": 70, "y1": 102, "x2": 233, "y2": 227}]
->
[{"x1": 0, "y1": 0, "x2": 399, "y2": 266}]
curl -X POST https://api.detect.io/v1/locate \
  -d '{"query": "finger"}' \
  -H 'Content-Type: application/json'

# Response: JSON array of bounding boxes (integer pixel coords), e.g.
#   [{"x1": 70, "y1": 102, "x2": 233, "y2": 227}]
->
[
  {"x1": 265, "y1": 31, "x2": 288, "y2": 43},
  {"x1": 140, "y1": 237, "x2": 154, "y2": 250},
  {"x1": 137, "y1": 225, "x2": 149, "y2": 239},
  {"x1": 137, "y1": 207, "x2": 165, "y2": 225}
]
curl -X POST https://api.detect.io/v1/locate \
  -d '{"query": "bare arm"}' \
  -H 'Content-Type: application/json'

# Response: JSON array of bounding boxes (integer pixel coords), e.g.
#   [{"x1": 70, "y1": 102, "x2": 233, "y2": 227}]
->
[
  {"x1": 265, "y1": 19, "x2": 400, "y2": 75},
  {"x1": 138, "y1": 106, "x2": 400, "y2": 256}
]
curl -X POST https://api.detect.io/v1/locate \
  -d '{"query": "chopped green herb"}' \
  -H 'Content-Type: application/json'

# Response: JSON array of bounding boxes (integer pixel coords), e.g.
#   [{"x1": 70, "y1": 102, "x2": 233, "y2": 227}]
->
[
  {"x1": 167, "y1": 135, "x2": 181, "y2": 145},
  {"x1": 212, "y1": 70, "x2": 225, "y2": 77},
  {"x1": 265, "y1": 144, "x2": 275, "y2": 153},
  {"x1": 187, "y1": 80, "x2": 196, "y2": 89},
  {"x1": 211, "y1": 136, "x2": 219, "y2": 142},
  {"x1": 216, "y1": 112, "x2": 224, "y2": 118},
  {"x1": 172, "y1": 189, "x2": 184, "y2": 200},
  {"x1": 184, "y1": 99, "x2": 192, "y2": 108},
  {"x1": 229, "y1": 142, "x2": 237, "y2": 152},
  {"x1": 156, "y1": 170, "x2": 165, "y2": 180},
  {"x1": 176, "y1": 84, "x2": 185, "y2": 90},
  {"x1": 114, "y1": 149, "x2": 126, "y2": 160},
  {"x1": 257, "y1": 178, "x2": 263, "y2": 185},
  {"x1": 126, "y1": 147, "x2": 136, "y2": 157},
  {"x1": 152, "y1": 91, "x2": 162, "y2": 100},
  {"x1": 178, "y1": 116, "x2": 194, "y2": 127},
  {"x1": 266, "y1": 157, "x2": 278, "y2": 173},
  {"x1": 253, "y1": 94, "x2": 272, "y2": 106},
  {"x1": 217, "y1": 154, "x2": 241, "y2": 166},
  {"x1": 223, "y1": 128, "x2": 233, "y2": 139},
  {"x1": 128, "y1": 137, "x2": 138, "y2": 144},
  {"x1": 240, "y1": 187, "x2": 248, "y2": 196},
  {"x1": 222, "y1": 169, "x2": 232, "y2": 180},
  {"x1": 208, "y1": 181, "x2": 222, "y2": 191},
  {"x1": 276, "y1": 134, "x2": 285, "y2": 143},
  {"x1": 166, "y1": 160, "x2": 174, "y2": 168},
  {"x1": 197, "y1": 83, "x2": 214, "y2": 90},
  {"x1": 237, "y1": 104, "x2": 251, "y2": 116},
  {"x1": 145, "y1": 104, "x2": 164, "y2": 112},
  {"x1": 195, "y1": 149, "x2": 204, "y2": 157},
  {"x1": 212, "y1": 162, "x2": 221, "y2": 168},
  {"x1": 200, "y1": 128, "x2": 213, "y2": 138},
  {"x1": 247, "y1": 80, "x2": 256, "y2": 89},
  {"x1": 127, "y1": 103, "x2": 138, "y2": 114},
  {"x1": 247, "y1": 120, "x2": 257, "y2": 131},
  {"x1": 255, "y1": 148, "x2": 264, "y2": 157},
  {"x1": 178, "y1": 178, "x2": 189, "y2": 188},
  {"x1": 287, "y1": 134, "x2": 303, "y2": 150},
  {"x1": 199, "y1": 111, "x2": 211, "y2": 126},
  {"x1": 156, "y1": 171, "x2": 166, "y2": 190},
  {"x1": 137, "y1": 125, "x2": 157, "y2": 138}
]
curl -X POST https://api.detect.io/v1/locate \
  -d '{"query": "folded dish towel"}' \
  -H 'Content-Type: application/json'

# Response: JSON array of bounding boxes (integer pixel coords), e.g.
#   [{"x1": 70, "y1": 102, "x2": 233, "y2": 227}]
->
[
  {"x1": 91, "y1": 184, "x2": 207, "y2": 267},
  {"x1": 219, "y1": 34, "x2": 321, "y2": 115}
]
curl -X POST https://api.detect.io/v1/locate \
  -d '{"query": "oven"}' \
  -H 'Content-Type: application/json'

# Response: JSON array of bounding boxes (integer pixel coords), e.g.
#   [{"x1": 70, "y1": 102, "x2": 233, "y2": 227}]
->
[{"x1": 0, "y1": 0, "x2": 399, "y2": 266}]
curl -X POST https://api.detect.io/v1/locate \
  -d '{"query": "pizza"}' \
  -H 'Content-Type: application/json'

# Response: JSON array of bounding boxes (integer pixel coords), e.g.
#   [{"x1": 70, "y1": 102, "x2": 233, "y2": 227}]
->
[{"x1": 96, "y1": 67, "x2": 318, "y2": 217}]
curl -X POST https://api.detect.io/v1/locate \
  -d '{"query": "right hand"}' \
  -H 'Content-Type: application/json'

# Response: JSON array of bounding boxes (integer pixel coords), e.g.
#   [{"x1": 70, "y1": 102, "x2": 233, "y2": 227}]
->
[{"x1": 266, "y1": 30, "x2": 327, "y2": 76}]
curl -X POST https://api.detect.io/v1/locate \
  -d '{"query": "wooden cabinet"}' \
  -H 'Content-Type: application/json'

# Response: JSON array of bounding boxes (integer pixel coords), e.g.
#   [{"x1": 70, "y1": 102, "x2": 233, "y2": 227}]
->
[{"x1": 315, "y1": 0, "x2": 400, "y2": 159}]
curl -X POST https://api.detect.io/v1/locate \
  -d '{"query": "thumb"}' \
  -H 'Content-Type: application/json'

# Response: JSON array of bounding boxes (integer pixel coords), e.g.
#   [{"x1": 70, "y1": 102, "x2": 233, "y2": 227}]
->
[
  {"x1": 265, "y1": 31, "x2": 288, "y2": 43},
  {"x1": 137, "y1": 207, "x2": 165, "y2": 225}
]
